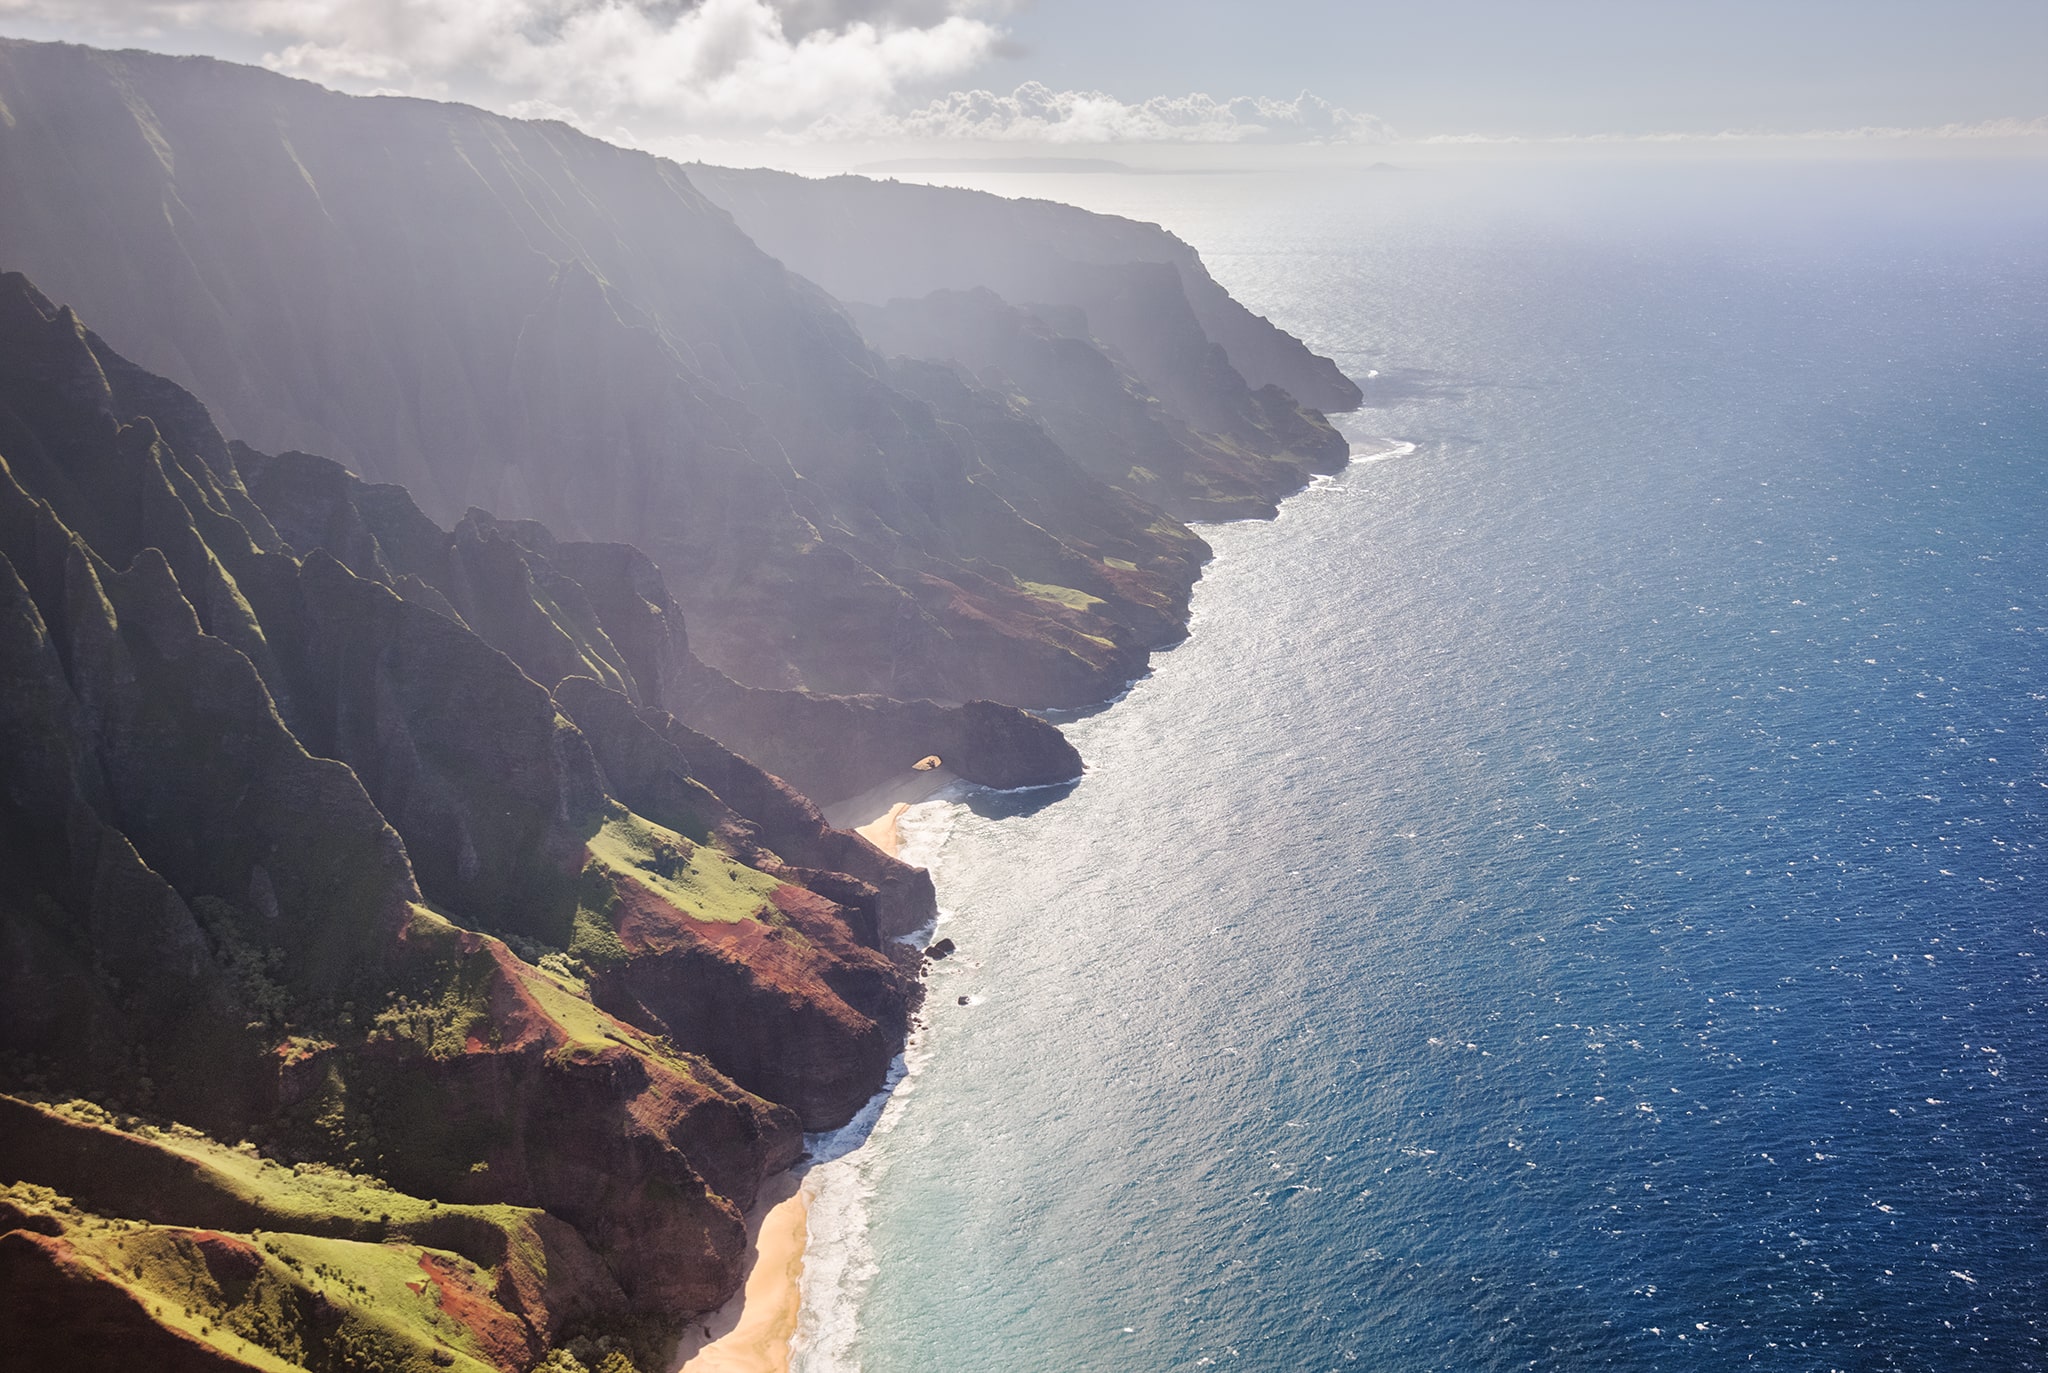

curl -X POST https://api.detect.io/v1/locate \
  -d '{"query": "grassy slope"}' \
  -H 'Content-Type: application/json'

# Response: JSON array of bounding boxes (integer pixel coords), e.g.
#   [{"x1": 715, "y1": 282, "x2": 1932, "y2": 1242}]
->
[{"x1": 4, "y1": 1123, "x2": 517, "y2": 1373}]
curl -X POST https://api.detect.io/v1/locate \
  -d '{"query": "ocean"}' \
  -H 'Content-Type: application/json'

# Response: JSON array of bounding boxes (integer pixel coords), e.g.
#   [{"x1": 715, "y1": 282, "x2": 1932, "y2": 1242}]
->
[{"x1": 795, "y1": 158, "x2": 2048, "y2": 1372}]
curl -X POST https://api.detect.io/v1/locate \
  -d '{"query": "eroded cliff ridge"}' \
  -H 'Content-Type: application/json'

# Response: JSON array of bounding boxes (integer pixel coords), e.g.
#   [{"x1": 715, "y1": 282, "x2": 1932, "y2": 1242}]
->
[
  {"x1": 0, "y1": 33, "x2": 1361, "y2": 1373},
  {"x1": 690, "y1": 166, "x2": 1360, "y2": 518},
  {"x1": 0, "y1": 276, "x2": 940, "y2": 1369},
  {"x1": 0, "y1": 36, "x2": 1235, "y2": 710},
  {"x1": 686, "y1": 166, "x2": 1363, "y2": 417}
]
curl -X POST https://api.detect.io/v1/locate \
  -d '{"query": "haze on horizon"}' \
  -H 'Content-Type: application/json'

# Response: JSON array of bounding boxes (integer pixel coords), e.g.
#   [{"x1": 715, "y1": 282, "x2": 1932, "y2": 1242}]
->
[{"x1": 3, "y1": 0, "x2": 2045, "y2": 170}]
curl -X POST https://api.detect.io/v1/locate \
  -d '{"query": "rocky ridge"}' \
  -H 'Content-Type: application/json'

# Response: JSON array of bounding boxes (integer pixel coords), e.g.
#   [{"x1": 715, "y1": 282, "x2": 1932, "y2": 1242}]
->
[
  {"x1": 0, "y1": 277, "x2": 945, "y2": 1369},
  {"x1": 0, "y1": 37, "x2": 1228, "y2": 708},
  {"x1": 0, "y1": 34, "x2": 1363, "y2": 1373},
  {"x1": 690, "y1": 166, "x2": 1359, "y2": 518}
]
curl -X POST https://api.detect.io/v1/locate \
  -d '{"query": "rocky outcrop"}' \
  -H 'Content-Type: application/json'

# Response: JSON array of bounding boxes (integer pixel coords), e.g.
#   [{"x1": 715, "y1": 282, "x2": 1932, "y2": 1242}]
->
[{"x1": 672, "y1": 666, "x2": 1085, "y2": 807}]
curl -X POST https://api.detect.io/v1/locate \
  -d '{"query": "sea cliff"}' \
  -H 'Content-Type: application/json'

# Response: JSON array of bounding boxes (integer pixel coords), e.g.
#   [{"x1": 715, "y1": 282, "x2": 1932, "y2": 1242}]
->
[{"x1": 0, "y1": 34, "x2": 1358, "y2": 1373}]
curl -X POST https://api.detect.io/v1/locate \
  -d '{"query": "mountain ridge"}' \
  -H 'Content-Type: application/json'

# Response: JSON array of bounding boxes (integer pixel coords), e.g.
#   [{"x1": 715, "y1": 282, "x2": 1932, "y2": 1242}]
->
[
  {"x1": 0, "y1": 35, "x2": 1315, "y2": 709},
  {"x1": 0, "y1": 32, "x2": 1363, "y2": 1373},
  {"x1": 0, "y1": 274, "x2": 949, "y2": 1368}
]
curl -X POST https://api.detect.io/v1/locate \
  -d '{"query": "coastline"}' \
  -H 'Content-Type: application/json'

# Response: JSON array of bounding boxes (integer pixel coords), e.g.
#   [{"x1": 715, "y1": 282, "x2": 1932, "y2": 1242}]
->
[
  {"x1": 0, "y1": 44, "x2": 1403, "y2": 1368},
  {"x1": 671, "y1": 1171, "x2": 809, "y2": 1373},
  {"x1": 821, "y1": 765, "x2": 960, "y2": 858},
  {"x1": 702, "y1": 452, "x2": 1369, "y2": 1368},
  {"x1": 678, "y1": 768, "x2": 958, "y2": 1371},
  {"x1": 774, "y1": 449, "x2": 1373, "y2": 1367}
]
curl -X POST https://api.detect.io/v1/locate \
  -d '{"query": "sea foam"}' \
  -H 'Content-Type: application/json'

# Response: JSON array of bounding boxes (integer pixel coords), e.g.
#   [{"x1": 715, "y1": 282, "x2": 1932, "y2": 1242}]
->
[
  {"x1": 792, "y1": 792, "x2": 964, "y2": 1372},
  {"x1": 1351, "y1": 438, "x2": 1419, "y2": 464}
]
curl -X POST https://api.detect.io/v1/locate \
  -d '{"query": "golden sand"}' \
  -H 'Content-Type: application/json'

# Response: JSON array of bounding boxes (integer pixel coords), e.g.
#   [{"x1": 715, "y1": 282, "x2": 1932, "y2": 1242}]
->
[
  {"x1": 855, "y1": 801, "x2": 911, "y2": 857},
  {"x1": 820, "y1": 766, "x2": 958, "y2": 858},
  {"x1": 677, "y1": 766, "x2": 952, "y2": 1371},
  {"x1": 671, "y1": 1170, "x2": 809, "y2": 1373}
]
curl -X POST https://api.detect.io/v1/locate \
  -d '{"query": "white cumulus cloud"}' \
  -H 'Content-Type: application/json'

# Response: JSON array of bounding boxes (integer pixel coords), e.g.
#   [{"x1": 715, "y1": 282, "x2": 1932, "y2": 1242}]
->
[
  {"x1": 4, "y1": 0, "x2": 1006, "y2": 133},
  {"x1": 5, "y1": 2, "x2": 1393, "y2": 148},
  {"x1": 817, "y1": 81, "x2": 1390, "y2": 143}
]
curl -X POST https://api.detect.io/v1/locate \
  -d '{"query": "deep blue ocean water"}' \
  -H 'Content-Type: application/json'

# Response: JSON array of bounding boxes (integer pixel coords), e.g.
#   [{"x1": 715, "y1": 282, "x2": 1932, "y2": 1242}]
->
[{"x1": 796, "y1": 160, "x2": 2048, "y2": 1372}]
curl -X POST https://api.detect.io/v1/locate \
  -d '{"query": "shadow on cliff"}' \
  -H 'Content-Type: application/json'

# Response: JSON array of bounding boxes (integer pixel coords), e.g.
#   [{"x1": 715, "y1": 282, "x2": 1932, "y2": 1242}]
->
[{"x1": 959, "y1": 778, "x2": 1081, "y2": 823}]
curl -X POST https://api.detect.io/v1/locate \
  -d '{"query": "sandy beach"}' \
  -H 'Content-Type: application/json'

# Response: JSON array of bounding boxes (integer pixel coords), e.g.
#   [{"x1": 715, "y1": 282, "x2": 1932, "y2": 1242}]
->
[
  {"x1": 820, "y1": 765, "x2": 958, "y2": 858},
  {"x1": 675, "y1": 767, "x2": 954, "y2": 1372},
  {"x1": 671, "y1": 1170, "x2": 809, "y2": 1373}
]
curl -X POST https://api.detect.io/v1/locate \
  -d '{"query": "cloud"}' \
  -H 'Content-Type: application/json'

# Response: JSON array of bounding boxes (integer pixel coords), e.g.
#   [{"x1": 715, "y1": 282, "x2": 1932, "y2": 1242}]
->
[
  {"x1": 773, "y1": 0, "x2": 1022, "y2": 40},
  {"x1": 1421, "y1": 116, "x2": 2048, "y2": 146},
  {"x1": 817, "y1": 82, "x2": 1390, "y2": 144},
  {"x1": 5, "y1": 1, "x2": 1387, "y2": 147},
  {"x1": 5, "y1": 0, "x2": 1005, "y2": 133}
]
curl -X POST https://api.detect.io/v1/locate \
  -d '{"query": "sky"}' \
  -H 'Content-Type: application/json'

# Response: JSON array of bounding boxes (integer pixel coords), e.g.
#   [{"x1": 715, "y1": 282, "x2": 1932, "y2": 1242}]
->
[{"x1": 3, "y1": 0, "x2": 2045, "y2": 168}]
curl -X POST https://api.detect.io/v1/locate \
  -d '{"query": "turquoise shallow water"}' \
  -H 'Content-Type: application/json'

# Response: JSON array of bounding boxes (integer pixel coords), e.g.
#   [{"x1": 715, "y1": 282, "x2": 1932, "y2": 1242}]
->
[{"x1": 797, "y1": 161, "x2": 2048, "y2": 1372}]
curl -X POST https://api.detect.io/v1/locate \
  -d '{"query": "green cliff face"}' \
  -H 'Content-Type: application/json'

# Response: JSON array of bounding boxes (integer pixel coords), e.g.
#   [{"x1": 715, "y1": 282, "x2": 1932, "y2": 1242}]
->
[
  {"x1": 0, "y1": 275, "x2": 943, "y2": 1369},
  {"x1": 0, "y1": 37, "x2": 1330, "y2": 710},
  {"x1": 234, "y1": 445, "x2": 1082, "y2": 810},
  {"x1": 0, "y1": 37, "x2": 1362, "y2": 1371}
]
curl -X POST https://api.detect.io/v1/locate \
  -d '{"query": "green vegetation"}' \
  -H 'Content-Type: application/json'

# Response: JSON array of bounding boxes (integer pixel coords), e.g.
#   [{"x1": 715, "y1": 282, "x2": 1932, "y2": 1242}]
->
[
  {"x1": 3, "y1": 1180, "x2": 506, "y2": 1373},
  {"x1": 367, "y1": 966, "x2": 494, "y2": 1061},
  {"x1": 267, "y1": 1231, "x2": 507, "y2": 1370},
  {"x1": 12, "y1": 1096, "x2": 540, "y2": 1262},
  {"x1": 539, "y1": 1338, "x2": 655, "y2": 1373},
  {"x1": 1014, "y1": 579, "x2": 1106, "y2": 612},
  {"x1": 585, "y1": 812, "x2": 784, "y2": 926},
  {"x1": 516, "y1": 961, "x2": 631, "y2": 1056},
  {"x1": 77, "y1": 1221, "x2": 313, "y2": 1373},
  {"x1": 568, "y1": 882, "x2": 629, "y2": 972},
  {"x1": 191, "y1": 895, "x2": 294, "y2": 1028}
]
